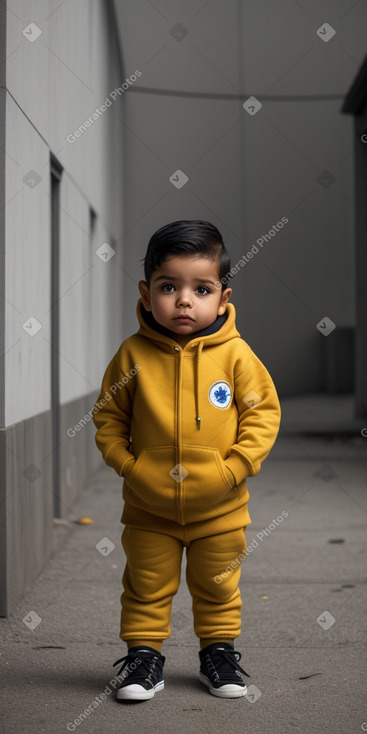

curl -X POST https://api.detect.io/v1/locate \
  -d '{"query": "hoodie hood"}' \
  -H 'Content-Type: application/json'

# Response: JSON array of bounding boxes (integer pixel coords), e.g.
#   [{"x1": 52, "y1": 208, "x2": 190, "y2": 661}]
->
[{"x1": 136, "y1": 298, "x2": 241, "y2": 430}]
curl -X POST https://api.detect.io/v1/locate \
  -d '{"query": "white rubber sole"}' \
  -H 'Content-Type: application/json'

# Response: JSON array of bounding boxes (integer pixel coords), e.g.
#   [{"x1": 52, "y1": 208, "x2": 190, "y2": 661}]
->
[
  {"x1": 199, "y1": 672, "x2": 247, "y2": 698},
  {"x1": 116, "y1": 680, "x2": 164, "y2": 701}
]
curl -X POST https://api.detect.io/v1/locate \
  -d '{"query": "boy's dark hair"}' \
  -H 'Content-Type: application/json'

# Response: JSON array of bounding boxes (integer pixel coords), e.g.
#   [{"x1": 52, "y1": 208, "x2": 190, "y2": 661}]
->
[{"x1": 142, "y1": 220, "x2": 231, "y2": 289}]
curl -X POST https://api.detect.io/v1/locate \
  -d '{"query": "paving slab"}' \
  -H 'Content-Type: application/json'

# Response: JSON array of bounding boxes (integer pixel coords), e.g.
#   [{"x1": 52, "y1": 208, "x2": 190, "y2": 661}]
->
[{"x1": 1, "y1": 394, "x2": 367, "y2": 734}]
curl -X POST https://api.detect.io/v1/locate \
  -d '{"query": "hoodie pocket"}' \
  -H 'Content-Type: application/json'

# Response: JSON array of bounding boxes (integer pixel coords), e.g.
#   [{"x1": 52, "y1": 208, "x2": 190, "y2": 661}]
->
[
  {"x1": 123, "y1": 446, "x2": 178, "y2": 510},
  {"x1": 180, "y1": 445, "x2": 234, "y2": 509}
]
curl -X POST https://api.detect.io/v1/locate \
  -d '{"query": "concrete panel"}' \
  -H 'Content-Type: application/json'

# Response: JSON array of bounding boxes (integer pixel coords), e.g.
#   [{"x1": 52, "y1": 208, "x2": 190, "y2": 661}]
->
[
  {"x1": 0, "y1": 409, "x2": 53, "y2": 617},
  {"x1": 113, "y1": 0, "x2": 367, "y2": 99},
  {"x1": 6, "y1": 0, "x2": 125, "y2": 238},
  {"x1": 4, "y1": 94, "x2": 51, "y2": 426},
  {"x1": 60, "y1": 392, "x2": 104, "y2": 517},
  {"x1": 0, "y1": 390, "x2": 103, "y2": 615},
  {"x1": 113, "y1": 0, "x2": 240, "y2": 95},
  {"x1": 58, "y1": 181, "x2": 92, "y2": 403},
  {"x1": 241, "y1": 0, "x2": 367, "y2": 96},
  {"x1": 241, "y1": 98, "x2": 355, "y2": 393},
  {"x1": 58, "y1": 178, "x2": 124, "y2": 404},
  {"x1": 86, "y1": 214, "x2": 125, "y2": 389}
]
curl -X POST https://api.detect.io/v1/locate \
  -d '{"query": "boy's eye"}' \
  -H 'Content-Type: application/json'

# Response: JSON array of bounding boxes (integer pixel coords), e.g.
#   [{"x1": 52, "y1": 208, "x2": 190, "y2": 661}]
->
[
  {"x1": 196, "y1": 286, "x2": 210, "y2": 295},
  {"x1": 160, "y1": 283, "x2": 211, "y2": 295}
]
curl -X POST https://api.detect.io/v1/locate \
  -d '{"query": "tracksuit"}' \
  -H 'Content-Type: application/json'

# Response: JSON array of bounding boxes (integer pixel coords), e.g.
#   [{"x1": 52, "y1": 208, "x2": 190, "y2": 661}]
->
[{"x1": 93, "y1": 299, "x2": 281, "y2": 645}]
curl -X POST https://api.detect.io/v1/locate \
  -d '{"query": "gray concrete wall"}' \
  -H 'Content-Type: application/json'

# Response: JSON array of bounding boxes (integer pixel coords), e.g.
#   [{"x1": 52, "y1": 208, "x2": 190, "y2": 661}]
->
[
  {"x1": 0, "y1": 0, "x2": 127, "y2": 615},
  {"x1": 114, "y1": 0, "x2": 364, "y2": 395},
  {"x1": 352, "y1": 101, "x2": 367, "y2": 416}
]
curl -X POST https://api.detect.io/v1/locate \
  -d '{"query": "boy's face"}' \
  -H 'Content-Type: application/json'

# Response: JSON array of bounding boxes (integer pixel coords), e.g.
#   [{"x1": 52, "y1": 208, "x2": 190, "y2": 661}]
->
[{"x1": 138, "y1": 254, "x2": 232, "y2": 346}]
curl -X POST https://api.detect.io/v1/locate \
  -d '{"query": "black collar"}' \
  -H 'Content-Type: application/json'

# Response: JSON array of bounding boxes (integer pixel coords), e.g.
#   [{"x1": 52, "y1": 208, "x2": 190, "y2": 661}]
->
[{"x1": 140, "y1": 303, "x2": 228, "y2": 340}]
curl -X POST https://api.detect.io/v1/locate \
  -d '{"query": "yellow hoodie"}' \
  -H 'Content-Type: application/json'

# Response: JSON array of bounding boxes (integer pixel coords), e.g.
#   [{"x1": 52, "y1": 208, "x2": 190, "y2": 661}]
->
[{"x1": 93, "y1": 299, "x2": 281, "y2": 527}]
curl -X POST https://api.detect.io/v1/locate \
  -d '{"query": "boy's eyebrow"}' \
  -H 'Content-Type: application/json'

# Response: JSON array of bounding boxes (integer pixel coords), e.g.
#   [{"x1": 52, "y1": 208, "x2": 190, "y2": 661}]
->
[{"x1": 154, "y1": 275, "x2": 217, "y2": 285}]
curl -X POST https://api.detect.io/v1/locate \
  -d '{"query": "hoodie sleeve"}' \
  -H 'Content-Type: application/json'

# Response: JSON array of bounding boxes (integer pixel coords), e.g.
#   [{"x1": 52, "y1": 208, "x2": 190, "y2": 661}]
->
[
  {"x1": 92, "y1": 350, "x2": 136, "y2": 477},
  {"x1": 224, "y1": 349, "x2": 281, "y2": 485}
]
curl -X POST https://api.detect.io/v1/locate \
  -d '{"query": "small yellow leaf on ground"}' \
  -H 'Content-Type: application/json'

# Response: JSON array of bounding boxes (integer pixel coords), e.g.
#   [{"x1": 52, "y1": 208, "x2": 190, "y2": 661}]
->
[{"x1": 76, "y1": 517, "x2": 94, "y2": 525}]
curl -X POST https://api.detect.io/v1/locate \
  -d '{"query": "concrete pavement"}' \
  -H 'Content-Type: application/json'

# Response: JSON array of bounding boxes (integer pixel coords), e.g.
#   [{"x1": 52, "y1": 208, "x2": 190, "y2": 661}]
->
[{"x1": 1, "y1": 394, "x2": 366, "y2": 734}]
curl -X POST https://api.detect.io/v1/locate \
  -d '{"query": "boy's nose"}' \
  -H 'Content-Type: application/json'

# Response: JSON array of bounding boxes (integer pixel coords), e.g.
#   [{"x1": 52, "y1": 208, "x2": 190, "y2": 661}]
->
[{"x1": 176, "y1": 290, "x2": 192, "y2": 307}]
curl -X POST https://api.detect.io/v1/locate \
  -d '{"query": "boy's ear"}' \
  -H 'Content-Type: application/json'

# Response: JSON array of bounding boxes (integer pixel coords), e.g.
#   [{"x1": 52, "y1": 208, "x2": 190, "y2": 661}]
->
[
  {"x1": 138, "y1": 280, "x2": 152, "y2": 311},
  {"x1": 217, "y1": 287, "x2": 232, "y2": 315}
]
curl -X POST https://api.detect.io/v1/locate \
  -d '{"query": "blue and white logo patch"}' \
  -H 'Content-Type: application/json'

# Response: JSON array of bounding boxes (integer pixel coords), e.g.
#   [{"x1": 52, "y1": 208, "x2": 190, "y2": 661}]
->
[{"x1": 208, "y1": 381, "x2": 232, "y2": 409}]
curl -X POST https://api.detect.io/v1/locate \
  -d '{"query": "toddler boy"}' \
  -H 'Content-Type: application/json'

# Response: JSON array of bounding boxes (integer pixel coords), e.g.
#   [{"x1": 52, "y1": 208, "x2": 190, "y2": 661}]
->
[{"x1": 93, "y1": 220, "x2": 281, "y2": 701}]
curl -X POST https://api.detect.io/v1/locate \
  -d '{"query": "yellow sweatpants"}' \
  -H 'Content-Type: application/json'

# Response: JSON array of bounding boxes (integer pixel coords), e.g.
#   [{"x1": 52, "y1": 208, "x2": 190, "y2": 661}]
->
[{"x1": 120, "y1": 524, "x2": 247, "y2": 644}]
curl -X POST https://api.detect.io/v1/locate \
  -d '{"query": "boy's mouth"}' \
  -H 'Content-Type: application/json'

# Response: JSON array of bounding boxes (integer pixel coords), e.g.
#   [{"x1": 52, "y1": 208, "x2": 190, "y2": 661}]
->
[{"x1": 174, "y1": 314, "x2": 194, "y2": 321}]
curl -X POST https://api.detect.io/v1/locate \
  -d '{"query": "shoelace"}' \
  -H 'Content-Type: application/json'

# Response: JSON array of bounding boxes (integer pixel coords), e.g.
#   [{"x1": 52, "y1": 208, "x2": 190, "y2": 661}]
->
[
  {"x1": 113, "y1": 651, "x2": 160, "y2": 681},
  {"x1": 210, "y1": 648, "x2": 250, "y2": 678}
]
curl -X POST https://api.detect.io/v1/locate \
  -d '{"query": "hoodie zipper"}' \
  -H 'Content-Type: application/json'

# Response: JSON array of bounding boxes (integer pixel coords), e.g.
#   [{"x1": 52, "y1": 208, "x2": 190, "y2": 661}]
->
[
  {"x1": 174, "y1": 346, "x2": 184, "y2": 524},
  {"x1": 174, "y1": 342, "x2": 204, "y2": 524},
  {"x1": 194, "y1": 341, "x2": 203, "y2": 430}
]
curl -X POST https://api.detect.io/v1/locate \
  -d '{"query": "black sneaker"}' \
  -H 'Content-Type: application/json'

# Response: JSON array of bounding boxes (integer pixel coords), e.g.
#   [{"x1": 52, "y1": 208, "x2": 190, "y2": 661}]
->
[
  {"x1": 113, "y1": 646, "x2": 165, "y2": 701},
  {"x1": 199, "y1": 642, "x2": 250, "y2": 698}
]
